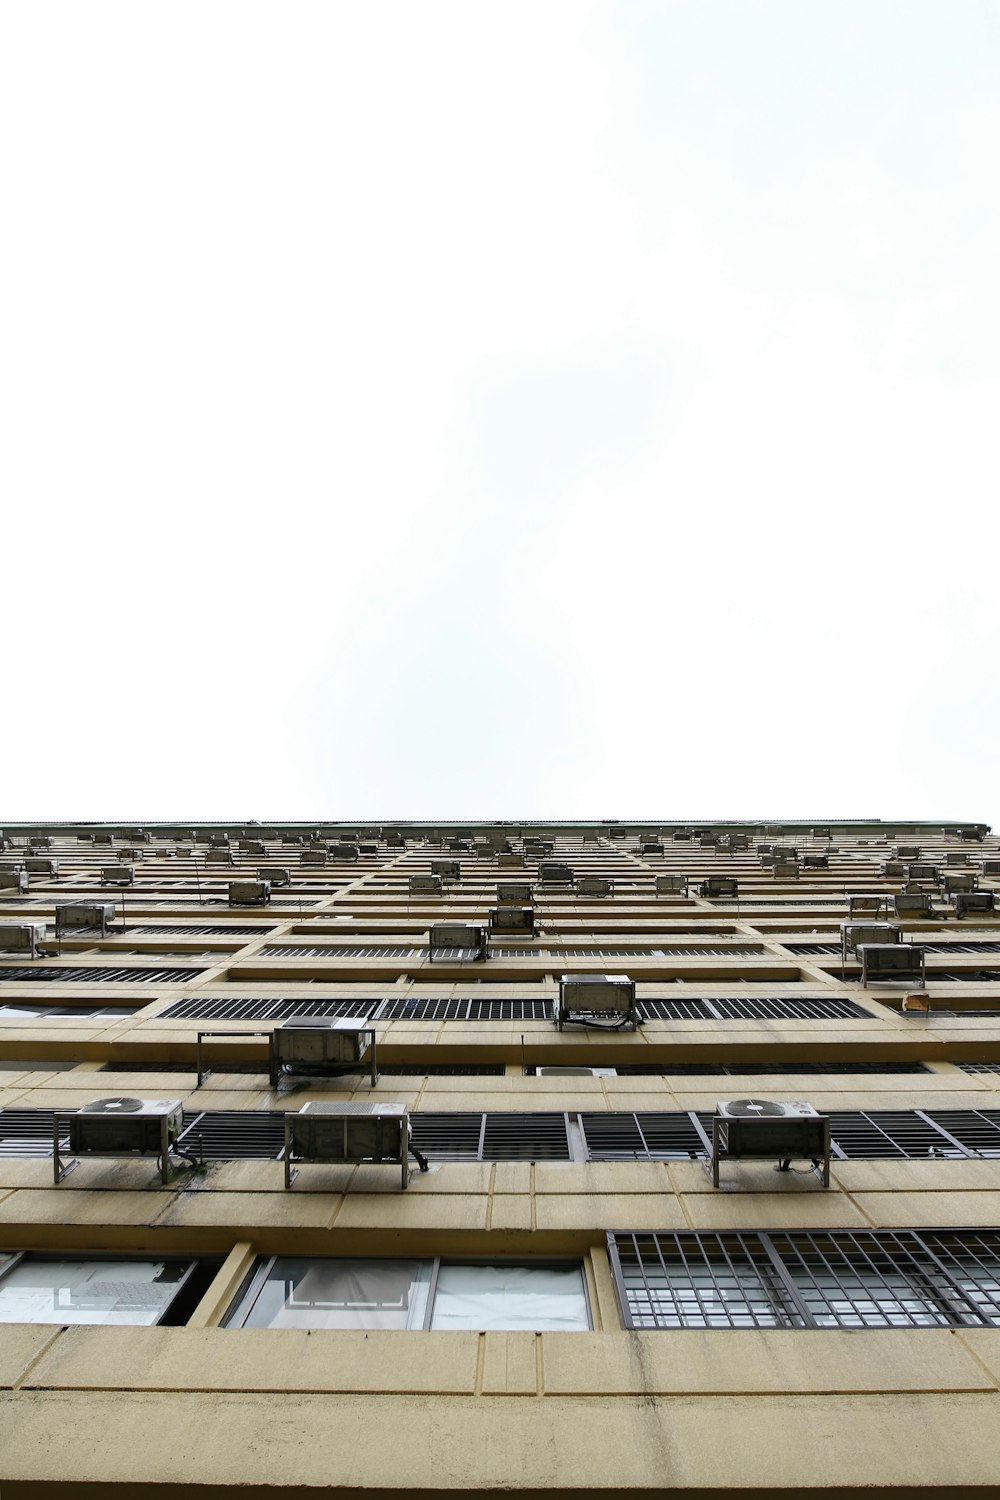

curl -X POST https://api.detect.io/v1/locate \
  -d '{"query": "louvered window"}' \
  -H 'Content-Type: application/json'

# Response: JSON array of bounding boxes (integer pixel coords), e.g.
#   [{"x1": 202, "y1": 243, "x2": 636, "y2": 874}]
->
[{"x1": 158, "y1": 996, "x2": 378, "y2": 1022}]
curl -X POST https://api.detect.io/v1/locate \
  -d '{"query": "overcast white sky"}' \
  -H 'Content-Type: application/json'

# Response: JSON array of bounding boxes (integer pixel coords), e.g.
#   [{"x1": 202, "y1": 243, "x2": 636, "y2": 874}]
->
[{"x1": 2, "y1": 1, "x2": 998, "y2": 824}]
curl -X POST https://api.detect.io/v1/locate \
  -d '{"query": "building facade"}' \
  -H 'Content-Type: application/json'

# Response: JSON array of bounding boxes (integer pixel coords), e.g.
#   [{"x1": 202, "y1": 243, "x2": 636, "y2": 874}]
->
[{"x1": 1, "y1": 819, "x2": 1000, "y2": 1498}]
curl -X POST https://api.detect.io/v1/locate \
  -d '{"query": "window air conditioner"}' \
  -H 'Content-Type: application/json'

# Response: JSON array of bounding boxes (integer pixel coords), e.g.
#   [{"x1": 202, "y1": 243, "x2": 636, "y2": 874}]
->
[
  {"x1": 858, "y1": 943, "x2": 926, "y2": 987},
  {"x1": 56, "y1": 902, "x2": 115, "y2": 936},
  {"x1": 301, "y1": 849, "x2": 327, "y2": 865},
  {"x1": 556, "y1": 973, "x2": 637, "y2": 1031},
  {"x1": 428, "y1": 924, "x2": 488, "y2": 962},
  {"x1": 283, "y1": 1101, "x2": 427, "y2": 1189},
  {"x1": 812, "y1": 828, "x2": 832, "y2": 840},
  {"x1": 894, "y1": 846, "x2": 920, "y2": 860},
  {"x1": 711, "y1": 1099, "x2": 830, "y2": 1188},
  {"x1": 497, "y1": 881, "x2": 533, "y2": 905},
  {"x1": 242, "y1": 839, "x2": 266, "y2": 856},
  {"x1": 982, "y1": 859, "x2": 1000, "y2": 876},
  {"x1": 700, "y1": 877, "x2": 737, "y2": 898},
  {"x1": 409, "y1": 874, "x2": 443, "y2": 896},
  {"x1": 539, "y1": 861, "x2": 574, "y2": 885},
  {"x1": 330, "y1": 843, "x2": 359, "y2": 862},
  {"x1": 906, "y1": 863, "x2": 940, "y2": 884},
  {"x1": 0, "y1": 869, "x2": 28, "y2": 894},
  {"x1": 802, "y1": 853, "x2": 828, "y2": 869},
  {"x1": 430, "y1": 860, "x2": 460, "y2": 880},
  {"x1": 953, "y1": 891, "x2": 996, "y2": 918},
  {"x1": 206, "y1": 848, "x2": 235, "y2": 865},
  {"x1": 101, "y1": 866, "x2": 134, "y2": 887},
  {"x1": 655, "y1": 874, "x2": 688, "y2": 896},
  {"x1": 945, "y1": 851, "x2": 971, "y2": 867},
  {"x1": 840, "y1": 921, "x2": 900, "y2": 953},
  {"x1": 55, "y1": 1097, "x2": 185, "y2": 1186},
  {"x1": 640, "y1": 840, "x2": 664, "y2": 855},
  {"x1": 0, "y1": 921, "x2": 47, "y2": 958},
  {"x1": 576, "y1": 876, "x2": 612, "y2": 898},
  {"x1": 942, "y1": 872, "x2": 977, "y2": 894},
  {"x1": 260, "y1": 866, "x2": 291, "y2": 887},
  {"x1": 881, "y1": 860, "x2": 906, "y2": 877},
  {"x1": 489, "y1": 905, "x2": 535, "y2": 935},
  {"x1": 894, "y1": 892, "x2": 933, "y2": 917},
  {"x1": 269, "y1": 1017, "x2": 378, "y2": 1088},
  {"x1": 229, "y1": 879, "x2": 271, "y2": 907},
  {"x1": 209, "y1": 833, "x2": 230, "y2": 847},
  {"x1": 497, "y1": 853, "x2": 526, "y2": 868},
  {"x1": 24, "y1": 858, "x2": 58, "y2": 877}
]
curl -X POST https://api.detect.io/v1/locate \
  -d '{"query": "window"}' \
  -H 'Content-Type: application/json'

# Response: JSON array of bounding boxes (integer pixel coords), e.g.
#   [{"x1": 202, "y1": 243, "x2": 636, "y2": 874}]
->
[
  {"x1": 609, "y1": 1231, "x2": 1000, "y2": 1330},
  {"x1": 0, "y1": 1254, "x2": 210, "y2": 1326},
  {"x1": 225, "y1": 1257, "x2": 591, "y2": 1332}
]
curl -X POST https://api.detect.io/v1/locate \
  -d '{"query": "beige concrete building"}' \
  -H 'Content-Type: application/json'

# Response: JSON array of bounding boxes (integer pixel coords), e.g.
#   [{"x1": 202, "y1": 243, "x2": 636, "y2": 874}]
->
[{"x1": 1, "y1": 818, "x2": 1000, "y2": 1498}]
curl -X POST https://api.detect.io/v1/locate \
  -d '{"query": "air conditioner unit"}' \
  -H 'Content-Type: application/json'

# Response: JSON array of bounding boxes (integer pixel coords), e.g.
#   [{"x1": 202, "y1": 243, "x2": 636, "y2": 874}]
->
[
  {"x1": 982, "y1": 859, "x2": 1000, "y2": 876},
  {"x1": 206, "y1": 848, "x2": 235, "y2": 865},
  {"x1": 894, "y1": 892, "x2": 933, "y2": 916},
  {"x1": 608, "y1": 827, "x2": 626, "y2": 840},
  {"x1": 812, "y1": 828, "x2": 832, "y2": 840},
  {"x1": 430, "y1": 859, "x2": 460, "y2": 880},
  {"x1": 301, "y1": 849, "x2": 327, "y2": 865},
  {"x1": 0, "y1": 921, "x2": 47, "y2": 958},
  {"x1": 29, "y1": 835, "x2": 54, "y2": 849},
  {"x1": 55, "y1": 1097, "x2": 184, "y2": 1186},
  {"x1": 260, "y1": 866, "x2": 291, "y2": 887},
  {"x1": 269, "y1": 1017, "x2": 378, "y2": 1088},
  {"x1": 497, "y1": 852, "x2": 526, "y2": 868},
  {"x1": 728, "y1": 833, "x2": 752, "y2": 850},
  {"x1": 330, "y1": 843, "x2": 359, "y2": 862},
  {"x1": 906, "y1": 863, "x2": 940, "y2": 884},
  {"x1": 859, "y1": 943, "x2": 926, "y2": 987},
  {"x1": 942, "y1": 872, "x2": 978, "y2": 894},
  {"x1": 655, "y1": 874, "x2": 688, "y2": 896},
  {"x1": 576, "y1": 876, "x2": 612, "y2": 898},
  {"x1": 448, "y1": 839, "x2": 471, "y2": 852},
  {"x1": 385, "y1": 832, "x2": 406, "y2": 848},
  {"x1": 802, "y1": 853, "x2": 828, "y2": 869},
  {"x1": 945, "y1": 851, "x2": 971, "y2": 867},
  {"x1": 700, "y1": 877, "x2": 737, "y2": 898},
  {"x1": 209, "y1": 833, "x2": 230, "y2": 847},
  {"x1": 841, "y1": 921, "x2": 900, "y2": 953},
  {"x1": 101, "y1": 866, "x2": 134, "y2": 887},
  {"x1": 489, "y1": 905, "x2": 535, "y2": 935},
  {"x1": 409, "y1": 874, "x2": 443, "y2": 896},
  {"x1": 283, "y1": 1100, "x2": 426, "y2": 1189},
  {"x1": 24, "y1": 858, "x2": 58, "y2": 877},
  {"x1": 117, "y1": 847, "x2": 143, "y2": 863},
  {"x1": 893, "y1": 846, "x2": 920, "y2": 860},
  {"x1": 556, "y1": 973, "x2": 637, "y2": 1031},
  {"x1": 953, "y1": 891, "x2": 996, "y2": 918},
  {"x1": 525, "y1": 839, "x2": 554, "y2": 856},
  {"x1": 497, "y1": 881, "x2": 533, "y2": 905},
  {"x1": 640, "y1": 840, "x2": 664, "y2": 855},
  {"x1": 849, "y1": 893, "x2": 888, "y2": 917},
  {"x1": 0, "y1": 868, "x2": 28, "y2": 894},
  {"x1": 881, "y1": 860, "x2": 906, "y2": 877},
  {"x1": 711, "y1": 1099, "x2": 830, "y2": 1188},
  {"x1": 539, "y1": 861, "x2": 574, "y2": 885},
  {"x1": 672, "y1": 829, "x2": 692, "y2": 841},
  {"x1": 242, "y1": 839, "x2": 266, "y2": 856},
  {"x1": 55, "y1": 902, "x2": 115, "y2": 936},
  {"x1": 428, "y1": 924, "x2": 488, "y2": 962},
  {"x1": 356, "y1": 842, "x2": 378, "y2": 856},
  {"x1": 229, "y1": 879, "x2": 271, "y2": 907},
  {"x1": 772, "y1": 861, "x2": 799, "y2": 879},
  {"x1": 94, "y1": 833, "x2": 114, "y2": 846}
]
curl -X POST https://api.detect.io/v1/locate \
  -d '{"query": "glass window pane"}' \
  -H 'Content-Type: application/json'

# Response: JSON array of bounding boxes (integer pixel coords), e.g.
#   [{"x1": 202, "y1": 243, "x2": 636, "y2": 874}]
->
[
  {"x1": 0, "y1": 1259, "x2": 189, "y2": 1325},
  {"x1": 430, "y1": 1263, "x2": 590, "y2": 1331},
  {"x1": 232, "y1": 1257, "x2": 432, "y2": 1330}
]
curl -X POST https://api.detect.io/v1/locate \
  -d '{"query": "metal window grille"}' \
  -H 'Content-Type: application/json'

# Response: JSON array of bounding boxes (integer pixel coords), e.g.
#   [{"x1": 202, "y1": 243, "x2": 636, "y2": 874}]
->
[
  {"x1": 158, "y1": 995, "x2": 380, "y2": 1021},
  {"x1": 258, "y1": 945, "x2": 417, "y2": 959},
  {"x1": 0, "y1": 966, "x2": 204, "y2": 984},
  {"x1": 638, "y1": 995, "x2": 870, "y2": 1021},
  {"x1": 580, "y1": 1112, "x2": 707, "y2": 1160},
  {"x1": 608, "y1": 1230, "x2": 1000, "y2": 1329},
  {"x1": 132, "y1": 926, "x2": 276, "y2": 937}
]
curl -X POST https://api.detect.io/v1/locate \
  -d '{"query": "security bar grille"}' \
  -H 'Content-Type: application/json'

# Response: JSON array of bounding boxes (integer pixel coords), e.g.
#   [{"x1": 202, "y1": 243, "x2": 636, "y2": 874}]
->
[
  {"x1": 608, "y1": 1230, "x2": 1000, "y2": 1329},
  {"x1": 0, "y1": 966, "x2": 204, "y2": 984},
  {"x1": 158, "y1": 995, "x2": 380, "y2": 1021},
  {"x1": 639, "y1": 995, "x2": 870, "y2": 1021},
  {"x1": 133, "y1": 926, "x2": 277, "y2": 937}
]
